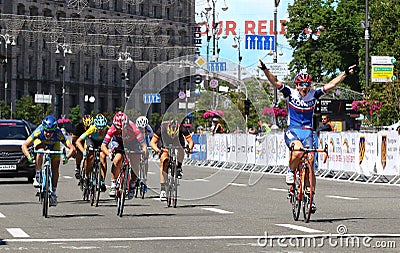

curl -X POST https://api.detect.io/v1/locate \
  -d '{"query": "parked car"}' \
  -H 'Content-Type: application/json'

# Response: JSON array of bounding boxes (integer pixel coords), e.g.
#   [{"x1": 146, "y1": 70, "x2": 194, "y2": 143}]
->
[{"x1": 0, "y1": 119, "x2": 35, "y2": 182}]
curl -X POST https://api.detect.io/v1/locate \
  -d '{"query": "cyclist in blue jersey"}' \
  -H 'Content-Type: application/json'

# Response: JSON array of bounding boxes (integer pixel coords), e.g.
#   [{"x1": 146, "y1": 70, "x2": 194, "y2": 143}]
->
[
  {"x1": 258, "y1": 60, "x2": 356, "y2": 212},
  {"x1": 21, "y1": 115, "x2": 76, "y2": 206}
]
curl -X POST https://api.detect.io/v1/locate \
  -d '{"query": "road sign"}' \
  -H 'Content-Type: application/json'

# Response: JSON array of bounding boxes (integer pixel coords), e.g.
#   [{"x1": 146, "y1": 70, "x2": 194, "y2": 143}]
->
[
  {"x1": 371, "y1": 65, "x2": 394, "y2": 82},
  {"x1": 208, "y1": 62, "x2": 226, "y2": 72},
  {"x1": 266, "y1": 63, "x2": 288, "y2": 76},
  {"x1": 178, "y1": 91, "x2": 186, "y2": 99},
  {"x1": 209, "y1": 79, "x2": 219, "y2": 88},
  {"x1": 143, "y1": 93, "x2": 161, "y2": 104},
  {"x1": 245, "y1": 35, "x2": 275, "y2": 50},
  {"x1": 34, "y1": 94, "x2": 52, "y2": 104},
  {"x1": 371, "y1": 56, "x2": 396, "y2": 65}
]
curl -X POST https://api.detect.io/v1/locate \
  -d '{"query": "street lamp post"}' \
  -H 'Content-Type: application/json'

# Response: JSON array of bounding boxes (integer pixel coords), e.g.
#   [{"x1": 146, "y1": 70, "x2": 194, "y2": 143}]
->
[
  {"x1": 55, "y1": 43, "x2": 72, "y2": 118},
  {"x1": 273, "y1": 0, "x2": 280, "y2": 107},
  {"x1": 0, "y1": 33, "x2": 16, "y2": 109},
  {"x1": 117, "y1": 50, "x2": 133, "y2": 108},
  {"x1": 205, "y1": 0, "x2": 228, "y2": 62},
  {"x1": 232, "y1": 34, "x2": 248, "y2": 129}
]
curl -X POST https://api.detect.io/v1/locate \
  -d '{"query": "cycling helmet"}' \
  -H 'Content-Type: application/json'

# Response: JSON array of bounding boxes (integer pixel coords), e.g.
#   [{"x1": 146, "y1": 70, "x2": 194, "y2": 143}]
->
[
  {"x1": 294, "y1": 73, "x2": 313, "y2": 85},
  {"x1": 93, "y1": 114, "x2": 107, "y2": 130},
  {"x1": 136, "y1": 116, "x2": 148, "y2": 128},
  {"x1": 167, "y1": 120, "x2": 179, "y2": 137},
  {"x1": 82, "y1": 115, "x2": 94, "y2": 128},
  {"x1": 113, "y1": 111, "x2": 128, "y2": 130},
  {"x1": 42, "y1": 115, "x2": 58, "y2": 132}
]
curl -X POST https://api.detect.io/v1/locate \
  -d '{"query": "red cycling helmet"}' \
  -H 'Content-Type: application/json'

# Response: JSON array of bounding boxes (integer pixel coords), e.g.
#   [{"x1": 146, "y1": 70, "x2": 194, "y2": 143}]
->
[
  {"x1": 113, "y1": 111, "x2": 128, "y2": 130},
  {"x1": 294, "y1": 73, "x2": 313, "y2": 84}
]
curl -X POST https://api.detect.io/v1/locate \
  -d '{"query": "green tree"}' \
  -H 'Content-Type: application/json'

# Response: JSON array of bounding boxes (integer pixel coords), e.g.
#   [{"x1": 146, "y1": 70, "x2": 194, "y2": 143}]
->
[
  {"x1": 14, "y1": 96, "x2": 52, "y2": 125},
  {"x1": 69, "y1": 105, "x2": 81, "y2": 126}
]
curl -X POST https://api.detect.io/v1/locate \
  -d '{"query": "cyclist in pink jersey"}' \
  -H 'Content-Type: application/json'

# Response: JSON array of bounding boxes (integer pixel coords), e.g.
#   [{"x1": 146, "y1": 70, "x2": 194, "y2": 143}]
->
[{"x1": 101, "y1": 111, "x2": 148, "y2": 198}]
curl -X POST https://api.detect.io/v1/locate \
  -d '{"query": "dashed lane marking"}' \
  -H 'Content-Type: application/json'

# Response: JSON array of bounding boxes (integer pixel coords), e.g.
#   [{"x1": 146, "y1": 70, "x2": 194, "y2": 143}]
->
[
  {"x1": 275, "y1": 224, "x2": 324, "y2": 233},
  {"x1": 202, "y1": 208, "x2": 233, "y2": 214},
  {"x1": 229, "y1": 183, "x2": 247, "y2": 187},
  {"x1": 268, "y1": 188, "x2": 288, "y2": 192},
  {"x1": 0, "y1": 212, "x2": 5, "y2": 218},
  {"x1": 6, "y1": 228, "x2": 30, "y2": 238},
  {"x1": 326, "y1": 195, "x2": 359, "y2": 200}
]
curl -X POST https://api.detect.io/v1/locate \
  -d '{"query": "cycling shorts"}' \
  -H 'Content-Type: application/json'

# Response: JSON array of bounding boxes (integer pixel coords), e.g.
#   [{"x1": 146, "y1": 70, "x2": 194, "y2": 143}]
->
[{"x1": 284, "y1": 126, "x2": 318, "y2": 149}]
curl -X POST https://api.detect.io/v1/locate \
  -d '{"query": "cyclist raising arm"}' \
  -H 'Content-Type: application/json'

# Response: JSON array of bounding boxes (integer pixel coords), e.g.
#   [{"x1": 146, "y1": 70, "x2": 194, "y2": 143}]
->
[
  {"x1": 21, "y1": 116, "x2": 75, "y2": 206},
  {"x1": 76, "y1": 114, "x2": 109, "y2": 192},
  {"x1": 149, "y1": 119, "x2": 194, "y2": 201},
  {"x1": 258, "y1": 60, "x2": 356, "y2": 212}
]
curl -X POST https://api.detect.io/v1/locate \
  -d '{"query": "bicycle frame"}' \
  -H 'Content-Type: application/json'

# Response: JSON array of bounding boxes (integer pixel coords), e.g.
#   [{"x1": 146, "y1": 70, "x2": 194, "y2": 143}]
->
[
  {"x1": 289, "y1": 143, "x2": 328, "y2": 223},
  {"x1": 34, "y1": 149, "x2": 64, "y2": 218}
]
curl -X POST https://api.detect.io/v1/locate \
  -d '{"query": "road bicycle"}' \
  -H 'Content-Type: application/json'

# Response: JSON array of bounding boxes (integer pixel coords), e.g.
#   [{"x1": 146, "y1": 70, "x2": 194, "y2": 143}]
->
[
  {"x1": 88, "y1": 147, "x2": 103, "y2": 207},
  {"x1": 35, "y1": 149, "x2": 65, "y2": 218},
  {"x1": 288, "y1": 143, "x2": 328, "y2": 223},
  {"x1": 133, "y1": 151, "x2": 147, "y2": 199},
  {"x1": 115, "y1": 149, "x2": 134, "y2": 217},
  {"x1": 163, "y1": 145, "x2": 182, "y2": 208}
]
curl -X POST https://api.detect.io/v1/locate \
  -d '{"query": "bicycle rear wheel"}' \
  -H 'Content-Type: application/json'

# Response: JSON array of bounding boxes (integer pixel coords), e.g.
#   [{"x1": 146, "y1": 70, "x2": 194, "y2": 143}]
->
[{"x1": 166, "y1": 164, "x2": 174, "y2": 207}]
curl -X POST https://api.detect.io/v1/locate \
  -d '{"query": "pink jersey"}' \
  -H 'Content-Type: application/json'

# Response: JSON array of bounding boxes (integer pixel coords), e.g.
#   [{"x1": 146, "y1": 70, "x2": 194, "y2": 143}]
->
[{"x1": 103, "y1": 121, "x2": 145, "y2": 145}]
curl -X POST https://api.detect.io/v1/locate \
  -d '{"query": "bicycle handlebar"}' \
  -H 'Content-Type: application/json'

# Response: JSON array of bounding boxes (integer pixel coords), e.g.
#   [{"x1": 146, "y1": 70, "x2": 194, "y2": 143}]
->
[
  {"x1": 289, "y1": 143, "x2": 329, "y2": 164},
  {"x1": 34, "y1": 150, "x2": 65, "y2": 155}
]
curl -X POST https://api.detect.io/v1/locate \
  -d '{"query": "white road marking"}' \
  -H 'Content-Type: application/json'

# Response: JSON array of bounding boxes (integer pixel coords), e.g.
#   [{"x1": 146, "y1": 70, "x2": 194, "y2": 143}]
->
[
  {"x1": 6, "y1": 228, "x2": 30, "y2": 238},
  {"x1": 229, "y1": 183, "x2": 246, "y2": 187},
  {"x1": 148, "y1": 172, "x2": 156, "y2": 175},
  {"x1": 326, "y1": 195, "x2": 359, "y2": 200},
  {"x1": 202, "y1": 208, "x2": 233, "y2": 214},
  {"x1": 275, "y1": 224, "x2": 324, "y2": 233},
  {"x1": 268, "y1": 188, "x2": 288, "y2": 192},
  {"x1": 4, "y1": 234, "x2": 400, "y2": 243},
  {"x1": 63, "y1": 176, "x2": 73, "y2": 179},
  {"x1": 194, "y1": 178, "x2": 209, "y2": 182},
  {"x1": 0, "y1": 212, "x2": 5, "y2": 218}
]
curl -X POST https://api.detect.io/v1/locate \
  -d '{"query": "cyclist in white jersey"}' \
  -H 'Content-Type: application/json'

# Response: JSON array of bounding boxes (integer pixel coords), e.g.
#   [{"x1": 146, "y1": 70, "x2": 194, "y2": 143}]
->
[{"x1": 258, "y1": 59, "x2": 356, "y2": 212}]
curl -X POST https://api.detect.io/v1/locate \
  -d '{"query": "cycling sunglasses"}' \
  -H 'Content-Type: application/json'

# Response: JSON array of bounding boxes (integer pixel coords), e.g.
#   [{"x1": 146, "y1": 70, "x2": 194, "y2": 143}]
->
[
  {"x1": 297, "y1": 82, "x2": 310, "y2": 87},
  {"x1": 44, "y1": 128, "x2": 56, "y2": 133}
]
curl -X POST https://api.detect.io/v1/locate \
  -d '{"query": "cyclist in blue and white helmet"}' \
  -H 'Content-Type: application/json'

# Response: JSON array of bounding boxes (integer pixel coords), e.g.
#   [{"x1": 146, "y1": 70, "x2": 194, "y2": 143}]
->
[{"x1": 136, "y1": 116, "x2": 154, "y2": 143}]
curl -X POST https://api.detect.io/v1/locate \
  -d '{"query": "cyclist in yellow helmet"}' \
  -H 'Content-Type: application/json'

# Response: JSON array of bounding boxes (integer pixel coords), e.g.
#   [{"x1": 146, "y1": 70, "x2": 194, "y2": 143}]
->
[
  {"x1": 149, "y1": 119, "x2": 194, "y2": 201},
  {"x1": 71, "y1": 115, "x2": 93, "y2": 179}
]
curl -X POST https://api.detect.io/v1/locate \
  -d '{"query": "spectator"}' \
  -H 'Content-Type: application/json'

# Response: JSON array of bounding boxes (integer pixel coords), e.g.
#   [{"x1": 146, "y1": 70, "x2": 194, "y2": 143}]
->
[
  {"x1": 316, "y1": 115, "x2": 334, "y2": 134},
  {"x1": 211, "y1": 117, "x2": 224, "y2": 135},
  {"x1": 249, "y1": 119, "x2": 271, "y2": 135}
]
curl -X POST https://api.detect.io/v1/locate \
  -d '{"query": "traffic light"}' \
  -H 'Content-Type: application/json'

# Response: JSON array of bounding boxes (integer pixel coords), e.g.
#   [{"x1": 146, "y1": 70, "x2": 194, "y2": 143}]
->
[
  {"x1": 58, "y1": 65, "x2": 65, "y2": 73},
  {"x1": 121, "y1": 72, "x2": 129, "y2": 80},
  {"x1": 194, "y1": 74, "x2": 202, "y2": 84},
  {"x1": 244, "y1": 99, "x2": 251, "y2": 116}
]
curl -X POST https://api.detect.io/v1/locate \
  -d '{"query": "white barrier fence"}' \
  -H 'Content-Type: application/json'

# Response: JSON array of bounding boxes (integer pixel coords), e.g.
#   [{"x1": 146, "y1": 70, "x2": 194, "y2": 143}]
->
[{"x1": 188, "y1": 131, "x2": 400, "y2": 185}]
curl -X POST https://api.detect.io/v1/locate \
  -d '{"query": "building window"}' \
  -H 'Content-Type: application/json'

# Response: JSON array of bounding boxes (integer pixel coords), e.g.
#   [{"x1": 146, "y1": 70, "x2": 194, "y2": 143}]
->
[
  {"x1": 112, "y1": 67, "x2": 117, "y2": 84},
  {"x1": 99, "y1": 65, "x2": 104, "y2": 82},
  {"x1": 42, "y1": 59, "x2": 46, "y2": 77},
  {"x1": 70, "y1": 62, "x2": 76, "y2": 79},
  {"x1": 84, "y1": 63, "x2": 89, "y2": 80}
]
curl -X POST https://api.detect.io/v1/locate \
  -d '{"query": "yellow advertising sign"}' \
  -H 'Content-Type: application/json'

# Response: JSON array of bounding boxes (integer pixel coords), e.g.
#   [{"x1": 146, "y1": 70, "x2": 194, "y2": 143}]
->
[{"x1": 372, "y1": 65, "x2": 394, "y2": 82}]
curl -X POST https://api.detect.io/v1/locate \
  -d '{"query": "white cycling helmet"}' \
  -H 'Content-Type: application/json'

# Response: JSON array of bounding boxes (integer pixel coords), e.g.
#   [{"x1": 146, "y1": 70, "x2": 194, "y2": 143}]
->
[{"x1": 136, "y1": 116, "x2": 148, "y2": 128}]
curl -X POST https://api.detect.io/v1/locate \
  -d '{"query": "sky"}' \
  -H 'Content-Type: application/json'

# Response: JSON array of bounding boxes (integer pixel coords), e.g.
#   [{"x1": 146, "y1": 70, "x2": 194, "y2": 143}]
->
[{"x1": 195, "y1": 0, "x2": 294, "y2": 74}]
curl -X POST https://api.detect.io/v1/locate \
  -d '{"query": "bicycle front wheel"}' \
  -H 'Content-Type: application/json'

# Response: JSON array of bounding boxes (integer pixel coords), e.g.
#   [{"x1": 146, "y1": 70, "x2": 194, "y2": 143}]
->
[
  {"x1": 95, "y1": 162, "x2": 102, "y2": 207},
  {"x1": 42, "y1": 165, "x2": 50, "y2": 218},
  {"x1": 302, "y1": 166, "x2": 313, "y2": 223},
  {"x1": 117, "y1": 169, "x2": 127, "y2": 217},
  {"x1": 290, "y1": 185, "x2": 301, "y2": 221}
]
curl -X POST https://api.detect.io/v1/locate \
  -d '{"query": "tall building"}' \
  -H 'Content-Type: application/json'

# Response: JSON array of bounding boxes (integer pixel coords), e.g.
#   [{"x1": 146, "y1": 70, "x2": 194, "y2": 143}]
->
[{"x1": 0, "y1": 0, "x2": 195, "y2": 117}]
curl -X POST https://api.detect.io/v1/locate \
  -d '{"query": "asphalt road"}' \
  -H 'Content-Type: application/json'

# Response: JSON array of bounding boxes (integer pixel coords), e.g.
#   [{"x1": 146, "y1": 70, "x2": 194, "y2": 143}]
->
[{"x1": 0, "y1": 158, "x2": 399, "y2": 252}]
